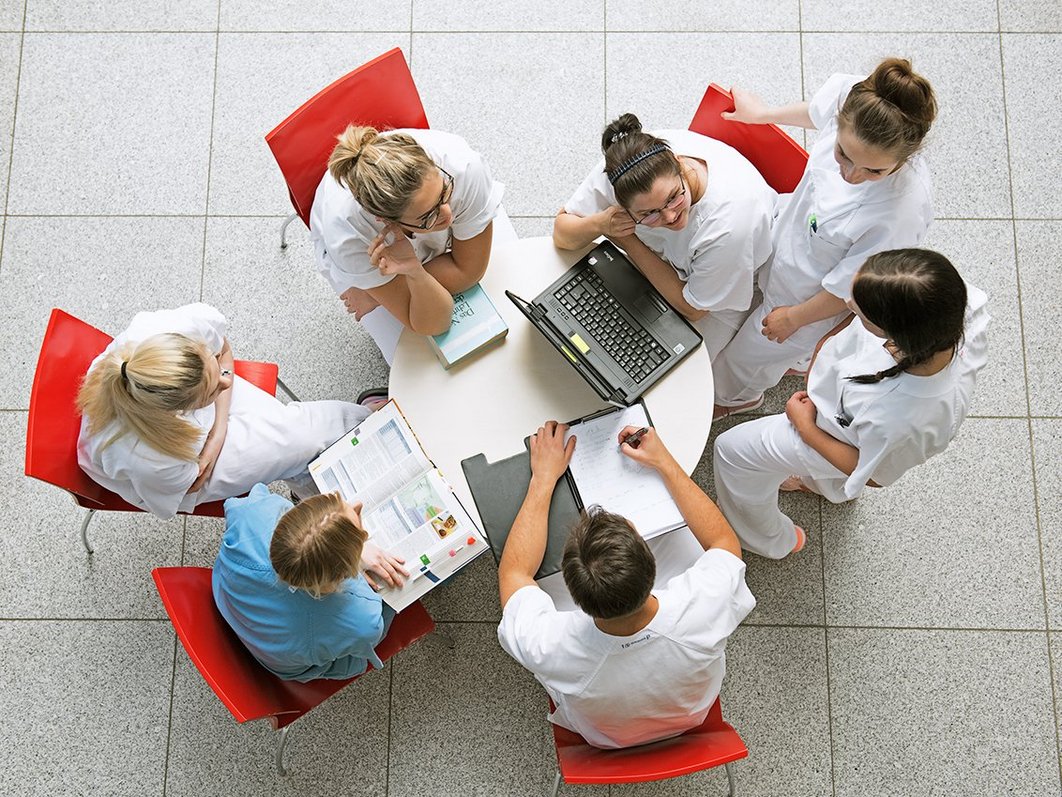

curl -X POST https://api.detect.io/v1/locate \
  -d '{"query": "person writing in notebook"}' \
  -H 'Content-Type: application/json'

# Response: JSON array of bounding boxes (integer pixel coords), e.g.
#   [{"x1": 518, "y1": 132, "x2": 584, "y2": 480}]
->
[{"x1": 497, "y1": 421, "x2": 755, "y2": 749}]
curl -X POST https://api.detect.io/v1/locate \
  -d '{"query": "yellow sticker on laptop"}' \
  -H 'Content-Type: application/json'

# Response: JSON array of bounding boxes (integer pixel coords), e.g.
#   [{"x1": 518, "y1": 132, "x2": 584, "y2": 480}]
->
[{"x1": 569, "y1": 333, "x2": 590, "y2": 354}]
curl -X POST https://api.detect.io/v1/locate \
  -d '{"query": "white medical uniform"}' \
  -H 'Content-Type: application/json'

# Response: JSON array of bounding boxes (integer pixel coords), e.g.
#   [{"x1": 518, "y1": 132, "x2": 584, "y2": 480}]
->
[
  {"x1": 309, "y1": 129, "x2": 507, "y2": 364},
  {"x1": 498, "y1": 548, "x2": 755, "y2": 749},
  {"x1": 562, "y1": 130, "x2": 777, "y2": 358},
  {"x1": 713, "y1": 284, "x2": 990, "y2": 559},
  {"x1": 713, "y1": 73, "x2": 935, "y2": 405},
  {"x1": 77, "y1": 304, "x2": 370, "y2": 520}
]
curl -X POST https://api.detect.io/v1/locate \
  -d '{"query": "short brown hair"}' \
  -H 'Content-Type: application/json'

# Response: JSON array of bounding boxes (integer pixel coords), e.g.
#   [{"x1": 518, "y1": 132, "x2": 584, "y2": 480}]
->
[
  {"x1": 562, "y1": 506, "x2": 655, "y2": 619},
  {"x1": 269, "y1": 493, "x2": 367, "y2": 598}
]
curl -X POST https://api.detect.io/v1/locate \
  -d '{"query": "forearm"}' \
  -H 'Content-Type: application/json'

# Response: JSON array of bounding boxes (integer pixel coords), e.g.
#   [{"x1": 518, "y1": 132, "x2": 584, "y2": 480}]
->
[
  {"x1": 790, "y1": 289, "x2": 849, "y2": 329},
  {"x1": 211, "y1": 342, "x2": 234, "y2": 434},
  {"x1": 498, "y1": 477, "x2": 555, "y2": 606},
  {"x1": 795, "y1": 423, "x2": 859, "y2": 476},
  {"x1": 616, "y1": 235, "x2": 707, "y2": 321},
  {"x1": 405, "y1": 271, "x2": 455, "y2": 335},
  {"x1": 553, "y1": 210, "x2": 604, "y2": 251},
  {"x1": 656, "y1": 460, "x2": 741, "y2": 557},
  {"x1": 752, "y1": 101, "x2": 814, "y2": 129},
  {"x1": 422, "y1": 252, "x2": 484, "y2": 293}
]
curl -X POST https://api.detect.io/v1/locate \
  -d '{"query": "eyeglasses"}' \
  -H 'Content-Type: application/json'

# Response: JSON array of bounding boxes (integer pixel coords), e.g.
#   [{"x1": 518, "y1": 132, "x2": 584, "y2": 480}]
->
[
  {"x1": 627, "y1": 179, "x2": 687, "y2": 226},
  {"x1": 394, "y1": 167, "x2": 454, "y2": 231}
]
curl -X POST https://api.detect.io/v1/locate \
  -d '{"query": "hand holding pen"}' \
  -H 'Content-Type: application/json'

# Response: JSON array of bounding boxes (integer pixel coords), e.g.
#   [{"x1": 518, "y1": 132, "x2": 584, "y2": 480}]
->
[{"x1": 617, "y1": 424, "x2": 676, "y2": 473}]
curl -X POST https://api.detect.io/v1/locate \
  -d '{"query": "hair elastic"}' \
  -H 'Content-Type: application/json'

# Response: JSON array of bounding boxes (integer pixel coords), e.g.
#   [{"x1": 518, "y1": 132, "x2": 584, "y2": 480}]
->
[
  {"x1": 607, "y1": 144, "x2": 668, "y2": 185},
  {"x1": 120, "y1": 361, "x2": 129, "y2": 381}
]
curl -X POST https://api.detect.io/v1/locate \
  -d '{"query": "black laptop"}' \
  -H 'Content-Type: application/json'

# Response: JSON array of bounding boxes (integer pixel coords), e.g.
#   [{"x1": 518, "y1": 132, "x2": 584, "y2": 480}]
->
[{"x1": 506, "y1": 241, "x2": 702, "y2": 406}]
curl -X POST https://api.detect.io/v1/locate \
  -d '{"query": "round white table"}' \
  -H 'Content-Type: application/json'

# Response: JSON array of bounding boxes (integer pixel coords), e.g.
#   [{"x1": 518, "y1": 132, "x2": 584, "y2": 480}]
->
[{"x1": 390, "y1": 236, "x2": 714, "y2": 525}]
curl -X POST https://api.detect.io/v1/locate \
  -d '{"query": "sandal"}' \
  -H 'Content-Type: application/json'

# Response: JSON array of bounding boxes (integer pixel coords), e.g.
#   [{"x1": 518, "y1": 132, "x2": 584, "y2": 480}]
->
[{"x1": 712, "y1": 395, "x2": 765, "y2": 421}]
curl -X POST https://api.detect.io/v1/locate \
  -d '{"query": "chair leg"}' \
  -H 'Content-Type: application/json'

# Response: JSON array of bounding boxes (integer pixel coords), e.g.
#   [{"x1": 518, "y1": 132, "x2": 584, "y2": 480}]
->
[
  {"x1": 725, "y1": 761, "x2": 737, "y2": 796},
  {"x1": 80, "y1": 509, "x2": 96, "y2": 554},
  {"x1": 276, "y1": 724, "x2": 294, "y2": 776},
  {"x1": 548, "y1": 770, "x2": 561, "y2": 797},
  {"x1": 279, "y1": 213, "x2": 298, "y2": 250},
  {"x1": 276, "y1": 377, "x2": 300, "y2": 402}
]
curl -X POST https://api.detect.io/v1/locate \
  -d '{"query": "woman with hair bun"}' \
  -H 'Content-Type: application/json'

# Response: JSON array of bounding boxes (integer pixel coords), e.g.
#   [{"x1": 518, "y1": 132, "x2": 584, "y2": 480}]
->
[
  {"x1": 713, "y1": 249, "x2": 989, "y2": 559},
  {"x1": 554, "y1": 113, "x2": 777, "y2": 358},
  {"x1": 309, "y1": 126, "x2": 507, "y2": 364},
  {"x1": 77, "y1": 303, "x2": 373, "y2": 519},
  {"x1": 713, "y1": 57, "x2": 939, "y2": 417}
]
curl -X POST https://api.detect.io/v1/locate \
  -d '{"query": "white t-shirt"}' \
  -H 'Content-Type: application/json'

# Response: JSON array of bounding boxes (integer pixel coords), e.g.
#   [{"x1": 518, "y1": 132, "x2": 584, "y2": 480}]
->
[
  {"x1": 562, "y1": 130, "x2": 776, "y2": 314},
  {"x1": 805, "y1": 283, "x2": 990, "y2": 500},
  {"x1": 309, "y1": 128, "x2": 504, "y2": 295},
  {"x1": 498, "y1": 548, "x2": 756, "y2": 749},
  {"x1": 77, "y1": 303, "x2": 225, "y2": 518},
  {"x1": 764, "y1": 73, "x2": 934, "y2": 306}
]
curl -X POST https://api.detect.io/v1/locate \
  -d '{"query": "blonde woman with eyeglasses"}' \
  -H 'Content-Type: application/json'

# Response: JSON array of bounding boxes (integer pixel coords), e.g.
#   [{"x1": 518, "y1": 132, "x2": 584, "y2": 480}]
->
[
  {"x1": 76, "y1": 303, "x2": 373, "y2": 519},
  {"x1": 310, "y1": 126, "x2": 509, "y2": 364},
  {"x1": 554, "y1": 114, "x2": 777, "y2": 359}
]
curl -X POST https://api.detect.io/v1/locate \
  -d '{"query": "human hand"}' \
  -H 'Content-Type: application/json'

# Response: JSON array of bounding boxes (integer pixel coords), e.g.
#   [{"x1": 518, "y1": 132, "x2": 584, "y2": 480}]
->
[
  {"x1": 367, "y1": 224, "x2": 422, "y2": 278},
  {"x1": 617, "y1": 425, "x2": 676, "y2": 472},
  {"x1": 721, "y1": 88, "x2": 770, "y2": 125},
  {"x1": 784, "y1": 390, "x2": 818, "y2": 435},
  {"x1": 761, "y1": 305, "x2": 801, "y2": 343},
  {"x1": 187, "y1": 433, "x2": 223, "y2": 494},
  {"x1": 339, "y1": 286, "x2": 381, "y2": 320},
  {"x1": 529, "y1": 420, "x2": 576, "y2": 486},
  {"x1": 597, "y1": 206, "x2": 637, "y2": 239},
  {"x1": 360, "y1": 541, "x2": 409, "y2": 591}
]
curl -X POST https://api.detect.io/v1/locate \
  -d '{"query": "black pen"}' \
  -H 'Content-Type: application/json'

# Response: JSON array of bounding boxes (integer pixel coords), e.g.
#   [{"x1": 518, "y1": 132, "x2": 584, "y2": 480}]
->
[{"x1": 621, "y1": 426, "x2": 649, "y2": 448}]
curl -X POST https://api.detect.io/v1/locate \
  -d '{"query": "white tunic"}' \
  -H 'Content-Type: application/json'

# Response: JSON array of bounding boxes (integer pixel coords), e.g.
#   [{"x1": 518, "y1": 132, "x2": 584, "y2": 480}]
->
[
  {"x1": 498, "y1": 548, "x2": 755, "y2": 749},
  {"x1": 309, "y1": 129, "x2": 504, "y2": 295},
  {"x1": 805, "y1": 283, "x2": 990, "y2": 500},
  {"x1": 562, "y1": 129, "x2": 776, "y2": 314},
  {"x1": 77, "y1": 304, "x2": 369, "y2": 519}
]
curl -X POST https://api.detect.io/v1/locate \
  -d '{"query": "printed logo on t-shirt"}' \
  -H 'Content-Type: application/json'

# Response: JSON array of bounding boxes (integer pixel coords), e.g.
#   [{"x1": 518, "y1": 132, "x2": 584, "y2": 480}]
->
[{"x1": 621, "y1": 633, "x2": 653, "y2": 649}]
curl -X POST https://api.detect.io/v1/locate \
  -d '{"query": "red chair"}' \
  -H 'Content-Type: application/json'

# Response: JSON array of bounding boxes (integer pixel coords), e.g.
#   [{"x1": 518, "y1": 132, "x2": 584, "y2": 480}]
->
[
  {"x1": 548, "y1": 697, "x2": 748, "y2": 796},
  {"x1": 24, "y1": 308, "x2": 298, "y2": 553},
  {"x1": 690, "y1": 83, "x2": 809, "y2": 194},
  {"x1": 152, "y1": 566, "x2": 435, "y2": 774},
  {"x1": 265, "y1": 47, "x2": 429, "y2": 248}
]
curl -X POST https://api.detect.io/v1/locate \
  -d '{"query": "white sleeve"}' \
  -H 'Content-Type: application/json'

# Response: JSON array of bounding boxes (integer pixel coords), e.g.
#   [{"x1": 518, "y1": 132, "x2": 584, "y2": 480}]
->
[
  {"x1": 681, "y1": 221, "x2": 758, "y2": 313},
  {"x1": 843, "y1": 412, "x2": 928, "y2": 499},
  {"x1": 562, "y1": 161, "x2": 615, "y2": 218},
  {"x1": 127, "y1": 450, "x2": 200, "y2": 519},
  {"x1": 497, "y1": 585, "x2": 564, "y2": 672},
  {"x1": 450, "y1": 150, "x2": 504, "y2": 241},
  {"x1": 668, "y1": 549, "x2": 756, "y2": 650},
  {"x1": 808, "y1": 73, "x2": 864, "y2": 131},
  {"x1": 178, "y1": 303, "x2": 227, "y2": 354},
  {"x1": 315, "y1": 231, "x2": 393, "y2": 294}
]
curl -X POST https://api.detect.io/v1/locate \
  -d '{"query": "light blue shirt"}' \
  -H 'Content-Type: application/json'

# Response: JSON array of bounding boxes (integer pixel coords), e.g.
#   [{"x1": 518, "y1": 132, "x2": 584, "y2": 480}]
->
[{"x1": 212, "y1": 483, "x2": 385, "y2": 682}]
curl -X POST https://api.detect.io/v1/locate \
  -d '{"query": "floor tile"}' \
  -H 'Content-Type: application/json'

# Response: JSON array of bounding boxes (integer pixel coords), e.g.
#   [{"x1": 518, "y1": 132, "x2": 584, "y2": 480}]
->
[
  {"x1": 166, "y1": 648, "x2": 390, "y2": 796},
  {"x1": 999, "y1": 1, "x2": 1062, "y2": 31},
  {"x1": 1016, "y1": 221, "x2": 1062, "y2": 416},
  {"x1": 8, "y1": 33, "x2": 214, "y2": 214},
  {"x1": 1002, "y1": 34, "x2": 1062, "y2": 218},
  {"x1": 0, "y1": 0, "x2": 21, "y2": 30},
  {"x1": 0, "y1": 620, "x2": 173, "y2": 796},
  {"x1": 1, "y1": 412, "x2": 184, "y2": 619},
  {"x1": 421, "y1": 551, "x2": 503, "y2": 623},
  {"x1": 24, "y1": 0, "x2": 216, "y2": 31},
  {"x1": 921, "y1": 219, "x2": 1025, "y2": 416},
  {"x1": 511, "y1": 216, "x2": 556, "y2": 239},
  {"x1": 389, "y1": 622, "x2": 559, "y2": 797},
  {"x1": 823, "y1": 418, "x2": 1043, "y2": 629},
  {"x1": 201, "y1": 216, "x2": 389, "y2": 404},
  {"x1": 801, "y1": 0, "x2": 997, "y2": 32},
  {"x1": 0, "y1": 215, "x2": 204, "y2": 409},
  {"x1": 802, "y1": 34, "x2": 1011, "y2": 219},
  {"x1": 412, "y1": 32, "x2": 604, "y2": 218},
  {"x1": 606, "y1": 0, "x2": 799, "y2": 31},
  {"x1": 414, "y1": 0, "x2": 602, "y2": 31},
  {"x1": 0, "y1": 33, "x2": 20, "y2": 209},
  {"x1": 1033, "y1": 421, "x2": 1062, "y2": 629},
  {"x1": 219, "y1": 0, "x2": 409, "y2": 31},
  {"x1": 208, "y1": 32, "x2": 400, "y2": 216},
  {"x1": 828, "y1": 628, "x2": 1059, "y2": 797}
]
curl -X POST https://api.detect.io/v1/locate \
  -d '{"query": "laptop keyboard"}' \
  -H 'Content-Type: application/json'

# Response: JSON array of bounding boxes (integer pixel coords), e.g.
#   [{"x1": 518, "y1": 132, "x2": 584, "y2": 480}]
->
[{"x1": 554, "y1": 269, "x2": 671, "y2": 383}]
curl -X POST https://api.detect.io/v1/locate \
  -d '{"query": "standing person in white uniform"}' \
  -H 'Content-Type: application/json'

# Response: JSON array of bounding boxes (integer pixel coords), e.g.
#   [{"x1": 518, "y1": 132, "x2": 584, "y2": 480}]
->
[
  {"x1": 498, "y1": 420, "x2": 755, "y2": 749},
  {"x1": 554, "y1": 114, "x2": 776, "y2": 359},
  {"x1": 712, "y1": 58, "x2": 938, "y2": 417},
  {"x1": 713, "y1": 249, "x2": 989, "y2": 559},
  {"x1": 77, "y1": 303, "x2": 372, "y2": 520},
  {"x1": 309, "y1": 126, "x2": 509, "y2": 364}
]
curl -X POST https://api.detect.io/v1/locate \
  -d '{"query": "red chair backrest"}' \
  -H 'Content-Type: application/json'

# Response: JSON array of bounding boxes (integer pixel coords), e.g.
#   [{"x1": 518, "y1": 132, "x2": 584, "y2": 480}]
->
[
  {"x1": 552, "y1": 697, "x2": 748, "y2": 784},
  {"x1": 265, "y1": 47, "x2": 429, "y2": 228},
  {"x1": 690, "y1": 83, "x2": 808, "y2": 194},
  {"x1": 152, "y1": 567, "x2": 435, "y2": 729}
]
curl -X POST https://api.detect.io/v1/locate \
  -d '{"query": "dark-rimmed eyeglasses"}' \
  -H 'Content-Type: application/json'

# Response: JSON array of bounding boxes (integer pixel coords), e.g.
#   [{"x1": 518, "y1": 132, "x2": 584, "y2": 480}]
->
[
  {"x1": 626, "y1": 179, "x2": 687, "y2": 226},
  {"x1": 393, "y1": 167, "x2": 454, "y2": 231}
]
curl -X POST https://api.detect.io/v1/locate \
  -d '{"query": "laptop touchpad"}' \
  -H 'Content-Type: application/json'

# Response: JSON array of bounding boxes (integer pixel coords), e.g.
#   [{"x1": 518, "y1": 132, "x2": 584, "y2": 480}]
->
[{"x1": 634, "y1": 294, "x2": 664, "y2": 322}]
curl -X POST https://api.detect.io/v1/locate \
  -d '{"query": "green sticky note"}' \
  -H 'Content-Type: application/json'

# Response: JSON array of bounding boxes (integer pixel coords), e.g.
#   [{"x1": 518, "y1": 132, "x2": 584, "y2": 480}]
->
[
  {"x1": 349, "y1": 437, "x2": 359, "y2": 447},
  {"x1": 420, "y1": 554, "x2": 430, "y2": 566}
]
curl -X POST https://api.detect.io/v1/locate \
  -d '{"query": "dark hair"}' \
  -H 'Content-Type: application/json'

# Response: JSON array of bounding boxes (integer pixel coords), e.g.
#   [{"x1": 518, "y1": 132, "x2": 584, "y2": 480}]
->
[
  {"x1": 838, "y1": 57, "x2": 937, "y2": 164},
  {"x1": 847, "y1": 248, "x2": 967, "y2": 384},
  {"x1": 561, "y1": 506, "x2": 655, "y2": 619},
  {"x1": 600, "y1": 113, "x2": 682, "y2": 207}
]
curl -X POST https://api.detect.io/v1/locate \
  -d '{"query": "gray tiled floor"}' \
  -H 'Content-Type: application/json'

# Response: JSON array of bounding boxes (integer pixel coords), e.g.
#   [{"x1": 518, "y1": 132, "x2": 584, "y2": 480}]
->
[{"x1": 2, "y1": 3, "x2": 1059, "y2": 796}]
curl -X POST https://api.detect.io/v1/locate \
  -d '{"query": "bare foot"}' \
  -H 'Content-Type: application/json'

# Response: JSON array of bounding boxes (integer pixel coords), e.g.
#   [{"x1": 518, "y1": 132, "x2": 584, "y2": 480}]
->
[{"x1": 340, "y1": 286, "x2": 381, "y2": 320}]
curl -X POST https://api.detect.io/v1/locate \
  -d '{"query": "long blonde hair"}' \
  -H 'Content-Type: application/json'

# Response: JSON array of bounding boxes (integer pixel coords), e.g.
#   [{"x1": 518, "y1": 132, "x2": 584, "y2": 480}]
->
[
  {"x1": 327, "y1": 125, "x2": 436, "y2": 220},
  {"x1": 270, "y1": 492, "x2": 368, "y2": 598},
  {"x1": 76, "y1": 333, "x2": 211, "y2": 461}
]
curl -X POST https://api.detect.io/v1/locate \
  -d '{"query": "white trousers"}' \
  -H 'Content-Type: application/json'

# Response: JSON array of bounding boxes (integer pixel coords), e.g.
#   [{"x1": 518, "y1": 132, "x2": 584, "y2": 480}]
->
[
  {"x1": 361, "y1": 205, "x2": 521, "y2": 365},
  {"x1": 713, "y1": 414, "x2": 849, "y2": 559},
  {"x1": 693, "y1": 307, "x2": 746, "y2": 362},
  {"x1": 194, "y1": 377, "x2": 370, "y2": 505},
  {"x1": 712, "y1": 301, "x2": 848, "y2": 406}
]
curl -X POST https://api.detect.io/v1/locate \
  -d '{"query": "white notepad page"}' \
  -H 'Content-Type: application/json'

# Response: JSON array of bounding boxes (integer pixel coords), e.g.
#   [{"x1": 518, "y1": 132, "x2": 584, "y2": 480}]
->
[{"x1": 563, "y1": 405, "x2": 686, "y2": 539}]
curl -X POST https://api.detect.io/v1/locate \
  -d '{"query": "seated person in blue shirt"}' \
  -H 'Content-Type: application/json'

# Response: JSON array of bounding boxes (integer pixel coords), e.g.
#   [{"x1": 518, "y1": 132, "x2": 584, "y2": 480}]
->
[{"x1": 213, "y1": 483, "x2": 408, "y2": 682}]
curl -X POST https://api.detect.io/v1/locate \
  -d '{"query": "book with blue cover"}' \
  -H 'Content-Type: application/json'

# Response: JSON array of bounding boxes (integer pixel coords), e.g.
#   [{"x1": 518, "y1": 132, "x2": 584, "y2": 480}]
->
[{"x1": 429, "y1": 283, "x2": 509, "y2": 368}]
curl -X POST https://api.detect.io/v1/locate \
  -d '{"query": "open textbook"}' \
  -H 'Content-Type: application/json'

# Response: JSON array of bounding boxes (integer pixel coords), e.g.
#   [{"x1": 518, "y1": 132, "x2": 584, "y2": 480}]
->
[{"x1": 308, "y1": 401, "x2": 487, "y2": 611}]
